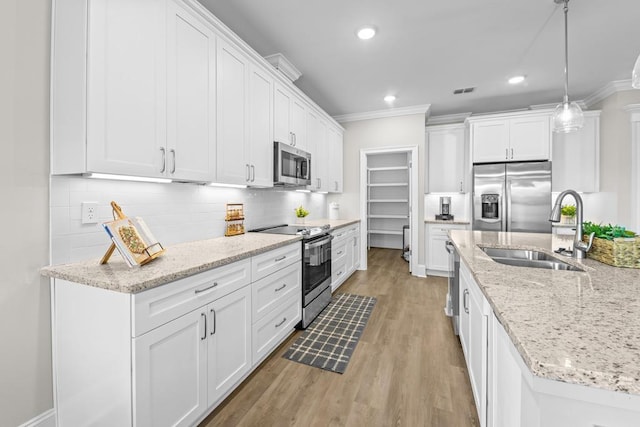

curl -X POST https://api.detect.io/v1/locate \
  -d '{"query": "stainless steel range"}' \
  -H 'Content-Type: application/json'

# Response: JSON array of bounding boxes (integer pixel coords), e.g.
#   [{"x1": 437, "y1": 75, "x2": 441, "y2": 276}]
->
[{"x1": 249, "y1": 224, "x2": 332, "y2": 328}]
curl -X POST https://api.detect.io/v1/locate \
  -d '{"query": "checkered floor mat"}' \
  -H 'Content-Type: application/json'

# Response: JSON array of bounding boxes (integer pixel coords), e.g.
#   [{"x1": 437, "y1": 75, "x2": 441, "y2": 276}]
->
[{"x1": 283, "y1": 293, "x2": 377, "y2": 374}]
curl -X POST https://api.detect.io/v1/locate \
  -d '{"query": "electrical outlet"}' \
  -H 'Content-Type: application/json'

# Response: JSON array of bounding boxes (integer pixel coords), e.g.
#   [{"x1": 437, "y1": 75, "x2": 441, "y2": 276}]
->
[{"x1": 81, "y1": 202, "x2": 99, "y2": 224}]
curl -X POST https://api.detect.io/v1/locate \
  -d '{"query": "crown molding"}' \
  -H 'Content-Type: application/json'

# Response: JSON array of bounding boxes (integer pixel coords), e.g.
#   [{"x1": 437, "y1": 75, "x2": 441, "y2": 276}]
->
[
  {"x1": 583, "y1": 79, "x2": 633, "y2": 108},
  {"x1": 264, "y1": 53, "x2": 302, "y2": 82},
  {"x1": 333, "y1": 104, "x2": 431, "y2": 123},
  {"x1": 426, "y1": 112, "x2": 472, "y2": 126}
]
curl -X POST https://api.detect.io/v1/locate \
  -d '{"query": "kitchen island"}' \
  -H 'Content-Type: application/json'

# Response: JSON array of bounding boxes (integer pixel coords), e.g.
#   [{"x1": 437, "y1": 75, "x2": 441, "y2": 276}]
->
[{"x1": 449, "y1": 230, "x2": 640, "y2": 427}]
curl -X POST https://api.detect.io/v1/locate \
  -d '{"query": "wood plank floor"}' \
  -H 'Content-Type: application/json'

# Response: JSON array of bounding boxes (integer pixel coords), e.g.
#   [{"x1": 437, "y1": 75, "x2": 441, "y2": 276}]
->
[{"x1": 200, "y1": 248, "x2": 479, "y2": 427}]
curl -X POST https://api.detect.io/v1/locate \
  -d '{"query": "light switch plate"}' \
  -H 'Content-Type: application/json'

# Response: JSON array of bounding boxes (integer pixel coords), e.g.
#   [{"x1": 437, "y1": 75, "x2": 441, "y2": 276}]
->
[{"x1": 81, "y1": 202, "x2": 99, "y2": 224}]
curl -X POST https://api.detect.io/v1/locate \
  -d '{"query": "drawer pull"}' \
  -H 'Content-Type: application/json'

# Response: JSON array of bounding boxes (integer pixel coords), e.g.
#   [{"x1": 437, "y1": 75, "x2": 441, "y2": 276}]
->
[
  {"x1": 275, "y1": 284, "x2": 287, "y2": 292},
  {"x1": 337, "y1": 250, "x2": 343, "y2": 255},
  {"x1": 336, "y1": 233, "x2": 344, "y2": 238},
  {"x1": 337, "y1": 271, "x2": 343, "y2": 276},
  {"x1": 195, "y1": 282, "x2": 218, "y2": 294},
  {"x1": 275, "y1": 317, "x2": 287, "y2": 328},
  {"x1": 210, "y1": 308, "x2": 216, "y2": 335},
  {"x1": 275, "y1": 255, "x2": 286, "y2": 262}
]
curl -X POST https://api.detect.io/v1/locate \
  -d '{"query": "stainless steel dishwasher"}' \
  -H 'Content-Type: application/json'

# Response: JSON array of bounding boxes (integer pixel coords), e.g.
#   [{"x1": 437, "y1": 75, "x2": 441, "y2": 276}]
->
[{"x1": 444, "y1": 240, "x2": 460, "y2": 335}]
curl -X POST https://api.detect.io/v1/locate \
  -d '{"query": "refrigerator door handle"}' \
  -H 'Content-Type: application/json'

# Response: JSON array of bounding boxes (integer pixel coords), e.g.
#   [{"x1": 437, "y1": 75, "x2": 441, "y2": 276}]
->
[{"x1": 504, "y1": 179, "x2": 511, "y2": 232}]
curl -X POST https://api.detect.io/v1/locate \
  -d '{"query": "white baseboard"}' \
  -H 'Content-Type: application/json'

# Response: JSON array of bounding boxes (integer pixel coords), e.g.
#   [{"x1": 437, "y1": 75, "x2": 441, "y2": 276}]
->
[
  {"x1": 18, "y1": 409, "x2": 55, "y2": 427},
  {"x1": 413, "y1": 264, "x2": 426, "y2": 277},
  {"x1": 426, "y1": 269, "x2": 448, "y2": 278}
]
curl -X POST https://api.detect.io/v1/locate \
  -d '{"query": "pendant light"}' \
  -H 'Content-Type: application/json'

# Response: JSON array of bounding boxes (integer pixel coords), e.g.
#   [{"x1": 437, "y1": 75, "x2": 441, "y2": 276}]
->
[
  {"x1": 551, "y1": 0, "x2": 584, "y2": 133},
  {"x1": 632, "y1": 54, "x2": 640, "y2": 89}
]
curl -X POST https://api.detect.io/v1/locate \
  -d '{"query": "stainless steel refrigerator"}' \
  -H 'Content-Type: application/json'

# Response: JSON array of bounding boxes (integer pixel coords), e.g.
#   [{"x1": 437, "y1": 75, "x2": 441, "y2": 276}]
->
[{"x1": 473, "y1": 161, "x2": 551, "y2": 233}]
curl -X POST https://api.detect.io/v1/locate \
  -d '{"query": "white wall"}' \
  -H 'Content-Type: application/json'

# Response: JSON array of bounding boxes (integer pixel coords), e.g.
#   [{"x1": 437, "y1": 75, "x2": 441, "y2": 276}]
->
[
  {"x1": 0, "y1": 1, "x2": 53, "y2": 425},
  {"x1": 591, "y1": 89, "x2": 640, "y2": 228},
  {"x1": 329, "y1": 113, "x2": 427, "y2": 264},
  {"x1": 51, "y1": 176, "x2": 327, "y2": 264}
]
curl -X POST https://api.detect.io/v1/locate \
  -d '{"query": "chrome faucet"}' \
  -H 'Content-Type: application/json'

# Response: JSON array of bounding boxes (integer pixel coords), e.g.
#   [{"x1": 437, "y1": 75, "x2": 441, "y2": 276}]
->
[{"x1": 549, "y1": 189, "x2": 595, "y2": 259}]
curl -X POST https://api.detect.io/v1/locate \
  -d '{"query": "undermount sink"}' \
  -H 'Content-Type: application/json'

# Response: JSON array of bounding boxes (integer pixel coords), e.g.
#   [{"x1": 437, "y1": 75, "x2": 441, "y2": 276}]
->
[{"x1": 480, "y1": 247, "x2": 584, "y2": 272}]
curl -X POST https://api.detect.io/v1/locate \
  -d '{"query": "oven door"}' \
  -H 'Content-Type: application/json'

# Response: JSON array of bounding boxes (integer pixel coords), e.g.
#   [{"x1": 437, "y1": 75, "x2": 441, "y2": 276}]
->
[{"x1": 302, "y1": 234, "x2": 332, "y2": 306}]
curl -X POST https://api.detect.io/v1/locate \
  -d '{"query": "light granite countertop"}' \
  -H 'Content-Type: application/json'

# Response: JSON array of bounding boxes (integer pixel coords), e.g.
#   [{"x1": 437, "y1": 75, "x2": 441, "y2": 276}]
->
[
  {"x1": 449, "y1": 230, "x2": 640, "y2": 396},
  {"x1": 41, "y1": 233, "x2": 301, "y2": 294}
]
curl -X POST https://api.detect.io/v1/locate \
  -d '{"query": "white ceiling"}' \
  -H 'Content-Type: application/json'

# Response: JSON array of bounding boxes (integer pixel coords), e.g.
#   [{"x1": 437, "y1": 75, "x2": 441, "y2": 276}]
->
[{"x1": 199, "y1": 0, "x2": 640, "y2": 118}]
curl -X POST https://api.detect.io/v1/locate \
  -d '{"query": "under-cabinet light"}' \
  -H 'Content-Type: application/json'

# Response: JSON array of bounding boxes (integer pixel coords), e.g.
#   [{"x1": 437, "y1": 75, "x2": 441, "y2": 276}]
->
[
  {"x1": 296, "y1": 189, "x2": 311, "y2": 193},
  {"x1": 208, "y1": 183, "x2": 248, "y2": 189},
  {"x1": 85, "y1": 173, "x2": 172, "y2": 184}
]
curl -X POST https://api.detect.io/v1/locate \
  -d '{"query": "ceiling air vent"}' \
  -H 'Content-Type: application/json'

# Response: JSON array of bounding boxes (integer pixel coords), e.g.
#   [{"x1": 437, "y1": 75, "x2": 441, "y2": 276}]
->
[{"x1": 453, "y1": 87, "x2": 476, "y2": 95}]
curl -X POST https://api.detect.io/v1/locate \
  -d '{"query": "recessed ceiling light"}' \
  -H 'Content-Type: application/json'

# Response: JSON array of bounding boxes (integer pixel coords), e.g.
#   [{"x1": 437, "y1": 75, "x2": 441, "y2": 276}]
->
[
  {"x1": 384, "y1": 95, "x2": 396, "y2": 103},
  {"x1": 508, "y1": 75, "x2": 526, "y2": 85},
  {"x1": 357, "y1": 26, "x2": 376, "y2": 40}
]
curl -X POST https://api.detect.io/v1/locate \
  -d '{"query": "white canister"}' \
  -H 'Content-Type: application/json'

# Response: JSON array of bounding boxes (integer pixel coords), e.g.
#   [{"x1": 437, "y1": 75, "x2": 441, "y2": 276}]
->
[{"x1": 329, "y1": 202, "x2": 340, "y2": 220}]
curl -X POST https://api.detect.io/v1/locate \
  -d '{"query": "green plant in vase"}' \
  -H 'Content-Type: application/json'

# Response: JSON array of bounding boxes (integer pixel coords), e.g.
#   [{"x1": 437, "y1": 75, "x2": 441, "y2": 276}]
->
[
  {"x1": 294, "y1": 206, "x2": 309, "y2": 224},
  {"x1": 560, "y1": 204, "x2": 576, "y2": 224}
]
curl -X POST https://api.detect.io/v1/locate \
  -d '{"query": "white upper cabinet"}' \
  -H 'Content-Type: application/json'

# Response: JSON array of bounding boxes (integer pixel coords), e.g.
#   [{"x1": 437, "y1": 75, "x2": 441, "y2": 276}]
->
[
  {"x1": 84, "y1": 0, "x2": 167, "y2": 178},
  {"x1": 216, "y1": 38, "x2": 249, "y2": 185},
  {"x1": 247, "y1": 64, "x2": 274, "y2": 187},
  {"x1": 167, "y1": 0, "x2": 217, "y2": 182},
  {"x1": 274, "y1": 83, "x2": 308, "y2": 150},
  {"x1": 327, "y1": 126, "x2": 344, "y2": 193},
  {"x1": 426, "y1": 124, "x2": 467, "y2": 193},
  {"x1": 53, "y1": 0, "x2": 216, "y2": 182},
  {"x1": 552, "y1": 111, "x2": 600, "y2": 193},
  {"x1": 307, "y1": 109, "x2": 332, "y2": 191},
  {"x1": 470, "y1": 111, "x2": 551, "y2": 163}
]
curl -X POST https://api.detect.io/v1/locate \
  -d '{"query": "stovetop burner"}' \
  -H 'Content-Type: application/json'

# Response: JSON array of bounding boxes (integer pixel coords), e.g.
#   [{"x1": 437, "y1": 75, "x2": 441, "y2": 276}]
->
[{"x1": 249, "y1": 223, "x2": 330, "y2": 239}]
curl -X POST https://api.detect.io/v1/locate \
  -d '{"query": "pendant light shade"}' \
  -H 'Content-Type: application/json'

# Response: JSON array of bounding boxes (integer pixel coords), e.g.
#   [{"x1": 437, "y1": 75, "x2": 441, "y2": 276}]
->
[
  {"x1": 632, "y1": 53, "x2": 640, "y2": 89},
  {"x1": 552, "y1": 0, "x2": 584, "y2": 133}
]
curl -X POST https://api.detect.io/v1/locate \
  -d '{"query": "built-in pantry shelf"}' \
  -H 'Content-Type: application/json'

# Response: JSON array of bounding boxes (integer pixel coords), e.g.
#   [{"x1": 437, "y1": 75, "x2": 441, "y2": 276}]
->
[{"x1": 366, "y1": 152, "x2": 410, "y2": 250}]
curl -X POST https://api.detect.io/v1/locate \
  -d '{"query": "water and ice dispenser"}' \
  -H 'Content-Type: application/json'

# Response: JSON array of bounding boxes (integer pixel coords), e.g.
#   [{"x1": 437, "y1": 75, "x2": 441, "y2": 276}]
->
[{"x1": 481, "y1": 194, "x2": 500, "y2": 219}]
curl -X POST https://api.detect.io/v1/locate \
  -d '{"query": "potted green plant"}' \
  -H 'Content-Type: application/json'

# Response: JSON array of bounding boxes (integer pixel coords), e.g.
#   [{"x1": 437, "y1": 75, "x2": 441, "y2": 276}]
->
[
  {"x1": 294, "y1": 205, "x2": 309, "y2": 224},
  {"x1": 560, "y1": 204, "x2": 576, "y2": 224},
  {"x1": 582, "y1": 221, "x2": 639, "y2": 268}
]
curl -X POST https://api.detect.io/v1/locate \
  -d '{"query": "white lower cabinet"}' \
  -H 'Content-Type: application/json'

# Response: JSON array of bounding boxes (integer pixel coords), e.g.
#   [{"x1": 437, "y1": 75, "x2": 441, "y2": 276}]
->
[
  {"x1": 426, "y1": 223, "x2": 468, "y2": 276},
  {"x1": 459, "y1": 258, "x2": 640, "y2": 427},
  {"x1": 52, "y1": 243, "x2": 301, "y2": 427},
  {"x1": 331, "y1": 223, "x2": 360, "y2": 291}
]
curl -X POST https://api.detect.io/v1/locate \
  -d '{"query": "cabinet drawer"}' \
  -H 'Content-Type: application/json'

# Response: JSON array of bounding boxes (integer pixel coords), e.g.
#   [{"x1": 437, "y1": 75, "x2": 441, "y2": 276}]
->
[
  {"x1": 133, "y1": 259, "x2": 251, "y2": 337},
  {"x1": 252, "y1": 293, "x2": 300, "y2": 365},
  {"x1": 251, "y1": 242, "x2": 301, "y2": 282},
  {"x1": 332, "y1": 257, "x2": 347, "y2": 284},
  {"x1": 331, "y1": 226, "x2": 351, "y2": 242},
  {"x1": 332, "y1": 240, "x2": 348, "y2": 263},
  {"x1": 252, "y1": 262, "x2": 301, "y2": 322}
]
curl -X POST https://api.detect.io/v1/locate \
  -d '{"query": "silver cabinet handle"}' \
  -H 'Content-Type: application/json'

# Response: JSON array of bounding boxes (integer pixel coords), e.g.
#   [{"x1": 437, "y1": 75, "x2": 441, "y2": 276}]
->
[
  {"x1": 337, "y1": 270, "x2": 343, "y2": 277},
  {"x1": 505, "y1": 148, "x2": 508, "y2": 160},
  {"x1": 463, "y1": 289, "x2": 469, "y2": 314},
  {"x1": 246, "y1": 164, "x2": 250, "y2": 182},
  {"x1": 201, "y1": 313, "x2": 207, "y2": 340},
  {"x1": 317, "y1": 178, "x2": 320, "y2": 189},
  {"x1": 337, "y1": 250, "x2": 343, "y2": 255},
  {"x1": 511, "y1": 148, "x2": 514, "y2": 159},
  {"x1": 170, "y1": 149, "x2": 176, "y2": 173},
  {"x1": 275, "y1": 255, "x2": 286, "y2": 262},
  {"x1": 335, "y1": 181, "x2": 338, "y2": 191},
  {"x1": 160, "y1": 147, "x2": 166, "y2": 173},
  {"x1": 460, "y1": 181, "x2": 463, "y2": 192},
  {"x1": 293, "y1": 133, "x2": 296, "y2": 146},
  {"x1": 275, "y1": 317, "x2": 287, "y2": 328},
  {"x1": 251, "y1": 165, "x2": 255, "y2": 182},
  {"x1": 289, "y1": 132, "x2": 294, "y2": 145},
  {"x1": 210, "y1": 308, "x2": 216, "y2": 335},
  {"x1": 195, "y1": 282, "x2": 218, "y2": 294},
  {"x1": 275, "y1": 284, "x2": 286, "y2": 292}
]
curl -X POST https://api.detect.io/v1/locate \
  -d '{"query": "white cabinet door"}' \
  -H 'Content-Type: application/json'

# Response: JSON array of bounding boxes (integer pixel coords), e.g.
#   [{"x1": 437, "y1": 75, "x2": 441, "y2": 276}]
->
[
  {"x1": 207, "y1": 285, "x2": 252, "y2": 406},
  {"x1": 426, "y1": 124, "x2": 466, "y2": 193},
  {"x1": 274, "y1": 83, "x2": 293, "y2": 145},
  {"x1": 306, "y1": 109, "x2": 322, "y2": 190},
  {"x1": 429, "y1": 232, "x2": 450, "y2": 272},
  {"x1": 216, "y1": 39, "x2": 249, "y2": 185},
  {"x1": 86, "y1": 0, "x2": 166, "y2": 177},
  {"x1": 552, "y1": 111, "x2": 600, "y2": 192},
  {"x1": 134, "y1": 308, "x2": 207, "y2": 427},
  {"x1": 314, "y1": 117, "x2": 330, "y2": 191},
  {"x1": 167, "y1": 1, "x2": 216, "y2": 182},
  {"x1": 459, "y1": 267, "x2": 471, "y2": 361},
  {"x1": 291, "y1": 96, "x2": 307, "y2": 150},
  {"x1": 248, "y1": 64, "x2": 274, "y2": 187},
  {"x1": 472, "y1": 120, "x2": 509, "y2": 164},
  {"x1": 328, "y1": 126, "x2": 343, "y2": 193},
  {"x1": 468, "y1": 281, "x2": 488, "y2": 427},
  {"x1": 509, "y1": 115, "x2": 550, "y2": 161}
]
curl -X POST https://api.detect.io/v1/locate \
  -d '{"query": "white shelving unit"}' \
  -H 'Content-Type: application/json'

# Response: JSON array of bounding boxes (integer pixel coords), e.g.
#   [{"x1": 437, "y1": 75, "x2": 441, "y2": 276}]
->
[{"x1": 366, "y1": 153, "x2": 410, "y2": 250}]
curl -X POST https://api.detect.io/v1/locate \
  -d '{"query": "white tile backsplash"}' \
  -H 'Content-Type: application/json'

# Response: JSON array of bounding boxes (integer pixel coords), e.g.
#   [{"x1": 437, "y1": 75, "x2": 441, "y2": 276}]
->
[{"x1": 51, "y1": 176, "x2": 327, "y2": 264}]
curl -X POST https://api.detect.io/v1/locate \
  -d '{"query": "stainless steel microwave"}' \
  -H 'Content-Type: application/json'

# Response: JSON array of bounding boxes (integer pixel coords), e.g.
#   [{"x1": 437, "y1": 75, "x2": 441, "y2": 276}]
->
[{"x1": 274, "y1": 141, "x2": 311, "y2": 186}]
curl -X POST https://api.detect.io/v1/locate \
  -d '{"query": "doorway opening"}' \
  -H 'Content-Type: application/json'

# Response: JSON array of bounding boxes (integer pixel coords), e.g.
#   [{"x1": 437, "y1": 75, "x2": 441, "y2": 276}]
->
[{"x1": 359, "y1": 146, "x2": 419, "y2": 274}]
